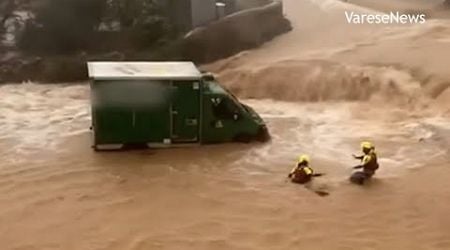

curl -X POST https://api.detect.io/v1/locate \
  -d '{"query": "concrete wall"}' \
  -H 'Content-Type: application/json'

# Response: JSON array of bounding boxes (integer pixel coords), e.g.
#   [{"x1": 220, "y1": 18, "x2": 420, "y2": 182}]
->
[
  {"x1": 191, "y1": 0, "x2": 217, "y2": 28},
  {"x1": 235, "y1": 0, "x2": 271, "y2": 10},
  {"x1": 182, "y1": 1, "x2": 291, "y2": 63},
  {"x1": 218, "y1": 0, "x2": 238, "y2": 14},
  {"x1": 167, "y1": 0, "x2": 192, "y2": 33},
  {"x1": 168, "y1": 0, "x2": 218, "y2": 32}
]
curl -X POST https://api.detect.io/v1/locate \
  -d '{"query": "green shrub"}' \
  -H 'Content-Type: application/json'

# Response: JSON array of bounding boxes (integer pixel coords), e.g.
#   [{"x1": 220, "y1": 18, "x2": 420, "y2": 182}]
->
[{"x1": 18, "y1": 0, "x2": 174, "y2": 53}]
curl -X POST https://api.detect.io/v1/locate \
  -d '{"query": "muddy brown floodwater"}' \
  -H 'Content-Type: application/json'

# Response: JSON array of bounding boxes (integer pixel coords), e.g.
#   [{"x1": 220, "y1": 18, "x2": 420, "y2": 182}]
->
[{"x1": 2, "y1": 0, "x2": 450, "y2": 249}]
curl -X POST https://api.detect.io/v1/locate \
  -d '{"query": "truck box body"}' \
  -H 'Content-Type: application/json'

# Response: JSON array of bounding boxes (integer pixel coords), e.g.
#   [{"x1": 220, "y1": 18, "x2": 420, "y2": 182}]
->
[{"x1": 87, "y1": 62, "x2": 268, "y2": 150}]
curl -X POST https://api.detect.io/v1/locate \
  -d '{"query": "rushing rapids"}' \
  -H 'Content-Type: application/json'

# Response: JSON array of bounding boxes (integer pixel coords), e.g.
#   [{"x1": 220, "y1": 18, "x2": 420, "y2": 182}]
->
[{"x1": 1, "y1": 0, "x2": 450, "y2": 249}]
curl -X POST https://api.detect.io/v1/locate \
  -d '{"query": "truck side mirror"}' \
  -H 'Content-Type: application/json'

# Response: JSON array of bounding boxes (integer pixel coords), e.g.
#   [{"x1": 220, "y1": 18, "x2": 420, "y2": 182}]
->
[{"x1": 202, "y1": 73, "x2": 215, "y2": 81}]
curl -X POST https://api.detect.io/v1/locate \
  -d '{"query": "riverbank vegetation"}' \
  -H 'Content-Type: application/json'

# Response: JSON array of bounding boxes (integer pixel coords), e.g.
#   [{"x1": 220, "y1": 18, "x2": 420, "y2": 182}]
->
[{"x1": 0, "y1": 0, "x2": 291, "y2": 83}]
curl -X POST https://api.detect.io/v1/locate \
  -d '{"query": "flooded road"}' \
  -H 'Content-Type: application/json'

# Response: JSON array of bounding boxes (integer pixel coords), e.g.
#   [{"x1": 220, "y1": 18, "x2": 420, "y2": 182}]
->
[{"x1": 2, "y1": 0, "x2": 450, "y2": 249}]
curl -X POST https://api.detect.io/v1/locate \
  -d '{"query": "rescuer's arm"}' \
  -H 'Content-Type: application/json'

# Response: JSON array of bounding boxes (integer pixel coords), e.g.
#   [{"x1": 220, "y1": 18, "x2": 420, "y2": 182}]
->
[
  {"x1": 352, "y1": 154, "x2": 364, "y2": 160},
  {"x1": 361, "y1": 155, "x2": 372, "y2": 167},
  {"x1": 288, "y1": 166, "x2": 298, "y2": 178},
  {"x1": 353, "y1": 155, "x2": 372, "y2": 169}
]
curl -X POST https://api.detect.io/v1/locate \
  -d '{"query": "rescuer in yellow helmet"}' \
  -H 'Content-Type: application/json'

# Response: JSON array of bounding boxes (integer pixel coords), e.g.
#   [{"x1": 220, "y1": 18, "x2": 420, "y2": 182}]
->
[
  {"x1": 288, "y1": 154, "x2": 324, "y2": 184},
  {"x1": 350, "y1": 141, "x2": 379, "y2": 185}
]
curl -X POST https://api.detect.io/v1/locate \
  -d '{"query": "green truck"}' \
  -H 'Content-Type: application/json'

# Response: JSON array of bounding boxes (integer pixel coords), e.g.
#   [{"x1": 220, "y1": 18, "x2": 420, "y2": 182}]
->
[{"x1": 87, "y1": 61, "x2": 269, "y2": 150}]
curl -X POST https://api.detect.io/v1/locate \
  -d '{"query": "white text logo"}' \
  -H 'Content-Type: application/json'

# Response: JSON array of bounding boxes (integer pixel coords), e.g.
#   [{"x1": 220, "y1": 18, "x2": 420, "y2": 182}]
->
[{"x1": 345, "y1": 11, "x2": 426, "y2": 24}]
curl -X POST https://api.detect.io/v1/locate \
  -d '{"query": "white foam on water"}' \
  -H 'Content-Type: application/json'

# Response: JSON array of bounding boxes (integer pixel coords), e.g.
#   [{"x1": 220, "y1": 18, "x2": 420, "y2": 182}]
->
[
  {"x1": 231, "y1": 99, "x2": 448, "y2": 183},
  {"x1": 0, "y1": 83, "x2": 91, "y2": 156}
]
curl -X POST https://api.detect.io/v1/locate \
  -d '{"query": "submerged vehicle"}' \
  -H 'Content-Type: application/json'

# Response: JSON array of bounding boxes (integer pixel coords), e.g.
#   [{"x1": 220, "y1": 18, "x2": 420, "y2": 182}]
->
[{"x1": 87, "y1": 61, "x2": 269, "y2": 150}]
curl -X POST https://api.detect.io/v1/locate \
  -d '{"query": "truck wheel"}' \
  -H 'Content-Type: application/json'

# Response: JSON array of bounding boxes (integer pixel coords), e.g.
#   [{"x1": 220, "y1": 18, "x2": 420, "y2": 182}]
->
[{"x1": 234, "y1": 133, "x2": 252, "y2": 143}]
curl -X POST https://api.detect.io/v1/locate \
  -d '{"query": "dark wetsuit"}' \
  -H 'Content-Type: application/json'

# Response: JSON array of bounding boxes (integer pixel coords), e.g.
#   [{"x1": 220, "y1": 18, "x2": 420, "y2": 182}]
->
[
  {"x1": 289, "y1": 164, "x2": 314, "y2": 184},
  {"x1": 351, "y1": 150, "x2": 379, "y2": 184},
  {"x1": 361, "y1": 150, "x2": 379, "y2": 176}
]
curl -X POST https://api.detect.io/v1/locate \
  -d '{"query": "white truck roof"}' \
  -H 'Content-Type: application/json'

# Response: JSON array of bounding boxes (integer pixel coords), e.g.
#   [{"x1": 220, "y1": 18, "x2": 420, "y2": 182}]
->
[{"x1": 87, "y1": 61, "x2": 203, "y2": 81}]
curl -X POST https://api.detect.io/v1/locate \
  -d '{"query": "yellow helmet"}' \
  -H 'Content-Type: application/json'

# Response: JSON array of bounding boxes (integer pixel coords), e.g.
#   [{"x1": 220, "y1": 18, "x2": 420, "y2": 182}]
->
[
  {"x1": 361, "y1": 141, "x2": 374, "y2": 150},
  {"x1": 298, "y1": 154, "x2": 310, "y2": 164}
]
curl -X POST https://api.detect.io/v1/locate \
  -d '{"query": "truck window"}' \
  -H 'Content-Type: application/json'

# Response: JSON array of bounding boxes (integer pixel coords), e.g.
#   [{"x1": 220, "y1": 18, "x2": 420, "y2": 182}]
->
[
  {"x1": 212, "y1": 98, "x2": 239, "y2": 120},
  {"x1": 217, "y1": 85, "x2": 249, "y2": 114}
]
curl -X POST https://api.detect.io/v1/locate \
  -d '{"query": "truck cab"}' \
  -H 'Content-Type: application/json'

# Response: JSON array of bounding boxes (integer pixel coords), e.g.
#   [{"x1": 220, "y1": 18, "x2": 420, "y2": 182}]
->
[{"x1": 200, "y1": 73, "x2": 269, "y2": 143}]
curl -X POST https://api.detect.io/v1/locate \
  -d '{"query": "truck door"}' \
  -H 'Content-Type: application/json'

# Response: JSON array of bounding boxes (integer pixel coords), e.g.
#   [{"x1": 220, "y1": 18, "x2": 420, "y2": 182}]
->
[{"x1": 171, "y1": 81, "x2": 200, "y2": 143}]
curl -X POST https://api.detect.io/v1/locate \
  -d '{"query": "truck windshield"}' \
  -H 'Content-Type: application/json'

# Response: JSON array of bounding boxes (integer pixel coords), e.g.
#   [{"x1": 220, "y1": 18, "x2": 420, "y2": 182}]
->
[
  {"x1": 224, "y1": 87, "x2": 250, "y2": 113},
  {"x1": 205, "y1": 81, "x2": 248, "y2": 113}
]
